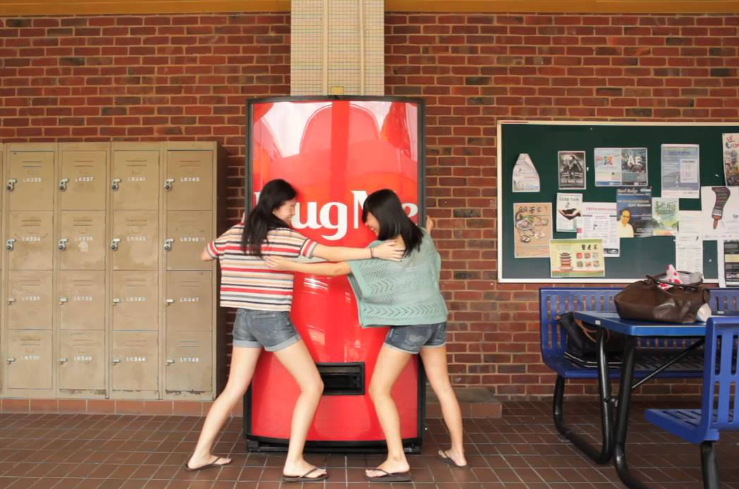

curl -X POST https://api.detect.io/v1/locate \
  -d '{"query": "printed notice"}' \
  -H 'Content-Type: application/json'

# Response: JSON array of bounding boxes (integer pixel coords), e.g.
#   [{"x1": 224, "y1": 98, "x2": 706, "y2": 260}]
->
[
  {"x1": 578, "y1": 202, "x2": 620, "y2": 257},
  {"x1": 556, "y1": 193, "x2": 583, "y2": 233},
  {"x1": 661, "y1": 144, "x2": 700, "y2": 199}
]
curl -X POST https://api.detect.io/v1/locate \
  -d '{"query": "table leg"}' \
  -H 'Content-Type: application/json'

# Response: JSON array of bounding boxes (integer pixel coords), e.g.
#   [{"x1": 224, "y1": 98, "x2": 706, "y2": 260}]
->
[
  {"x1": 553, "y1": 328, "x2": 615, "y2": 464},
  {"x1": 613, "y1": 336, "x2": 650, "y2": 489}
]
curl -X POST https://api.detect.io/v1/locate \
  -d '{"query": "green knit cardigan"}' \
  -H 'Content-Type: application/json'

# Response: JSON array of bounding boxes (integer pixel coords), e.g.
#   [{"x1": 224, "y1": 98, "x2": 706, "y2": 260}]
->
[{"x1": 347, "y1": 231, "x2": 449, "y2": 327}]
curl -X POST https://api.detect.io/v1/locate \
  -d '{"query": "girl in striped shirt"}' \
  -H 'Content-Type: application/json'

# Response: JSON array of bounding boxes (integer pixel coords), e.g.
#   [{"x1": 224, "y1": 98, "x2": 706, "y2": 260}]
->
[{"x1": 185, "y1": 179, "x2": 402, "y2": 483}]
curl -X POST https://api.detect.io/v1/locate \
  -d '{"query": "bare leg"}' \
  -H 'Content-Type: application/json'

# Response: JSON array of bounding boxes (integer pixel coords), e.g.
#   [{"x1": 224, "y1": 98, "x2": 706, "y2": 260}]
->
[
  {"x1": 273, "y1": 340, "x2": 327, "y2": 479},
  {"x1": 420, "y1": 346, "x2": 466, "y2": 467},
  {"x1": 365, "y1": 345, "x2": 413, "y2": 478},
  {"x1": 187, "y1": 346, "x2": 262, "y2": 469}
]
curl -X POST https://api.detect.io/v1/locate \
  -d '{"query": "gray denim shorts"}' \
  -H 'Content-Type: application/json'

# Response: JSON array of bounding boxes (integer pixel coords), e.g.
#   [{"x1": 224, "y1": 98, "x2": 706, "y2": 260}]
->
[
  {"x1": 384, "y1": 322, "x2": 447, "y2": 354},
  {"x1": 233, "y1": 308, "x2": 301, "y2": 352}
]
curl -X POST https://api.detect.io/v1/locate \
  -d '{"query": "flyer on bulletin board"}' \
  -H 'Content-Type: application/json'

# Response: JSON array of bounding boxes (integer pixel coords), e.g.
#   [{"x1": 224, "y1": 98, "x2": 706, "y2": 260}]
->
[
  {"x1": 550, "y1": 239, "x2": 606, "y2": 278},
  {"x1": 514, "y1": 202, "x2": 553, "y2": 258}
]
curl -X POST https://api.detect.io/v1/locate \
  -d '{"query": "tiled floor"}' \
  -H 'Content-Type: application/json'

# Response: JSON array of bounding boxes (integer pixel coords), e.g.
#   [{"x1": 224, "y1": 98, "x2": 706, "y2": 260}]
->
[{"x1": 1, "y1": 401, "x2": 738, "y2": 489}]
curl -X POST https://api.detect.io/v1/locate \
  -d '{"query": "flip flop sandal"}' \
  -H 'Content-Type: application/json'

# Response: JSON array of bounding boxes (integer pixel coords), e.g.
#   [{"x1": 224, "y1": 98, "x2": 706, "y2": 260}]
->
[
  {"x1": 282, "y1": 467, "x2": 329, "y2": 483},
  {"x1": 365, "y1": 468, "x2": 412, "y2": 482},
  {"x1": 438, "y1": 450, "x2": 469, "y2": 468},
  {"x1": 183, "y1": 456, "x2": 232, "y2": 472}
]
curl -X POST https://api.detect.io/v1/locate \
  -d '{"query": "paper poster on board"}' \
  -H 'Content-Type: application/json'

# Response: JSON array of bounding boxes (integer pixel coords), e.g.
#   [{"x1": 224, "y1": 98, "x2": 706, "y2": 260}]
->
[
  {"x1": 514, "y1": 202, "x2": 553, "y2": 258},
  {"x1": 594, "y1": 148, "x2": 623, "y2": 187},
  {"x1": 652, "y1": 197, "x2": 679, "y2": 236},
  {"x1": 620, "y1": 148, "x2": 648, "y2": 187},
  {"x1": 661, "y1": 144, "x2": 700, "y2": 199},
  {"x1": 558, "y1": 151, "x2": 586, "y2": 190},
  {"x1": 556, "y1": 193, "x2": 583, "y2": 233},
  {"x1": 578, "y1": 202, "x2": 620, "y2": 257},
  {"x1": 701, "y1": 186, "x2": 739, "y2": 240},
  {"x1": 512, "y1": 153, "x2": 541, "y2": 192},
  {"x1": 617, "y1": 188, "x2": 653, "y2": 238},
  {"x1": 723, "y1": 134, "x2": 739, "y2": 186},
  {"x1": 550, "y1": 239, "x2": 606, "y2": 278}
]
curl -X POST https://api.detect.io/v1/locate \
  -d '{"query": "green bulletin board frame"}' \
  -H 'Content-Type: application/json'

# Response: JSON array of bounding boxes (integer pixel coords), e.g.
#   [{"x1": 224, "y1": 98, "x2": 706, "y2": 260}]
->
[{"x1": 497, "y1": 121, "x2": 739, "y2": 283}]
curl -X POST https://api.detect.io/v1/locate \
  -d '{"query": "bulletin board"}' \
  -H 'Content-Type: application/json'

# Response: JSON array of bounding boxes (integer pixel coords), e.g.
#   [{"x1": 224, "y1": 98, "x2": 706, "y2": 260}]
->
[{"x1": 497, "y1": 121, "x2": 739, "y2": 283}]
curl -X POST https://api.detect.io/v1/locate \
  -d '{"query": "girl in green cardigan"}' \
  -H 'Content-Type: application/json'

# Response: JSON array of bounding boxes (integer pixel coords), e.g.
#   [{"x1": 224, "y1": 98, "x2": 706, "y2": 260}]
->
[{"x1": 267, "y1": 189, "x2": 467, "y2": 482}]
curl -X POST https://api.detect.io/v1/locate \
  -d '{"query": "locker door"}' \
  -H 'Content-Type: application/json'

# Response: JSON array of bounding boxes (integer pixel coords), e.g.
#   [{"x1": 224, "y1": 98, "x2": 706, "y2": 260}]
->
[
  {"x1": 165, "y1": 150, "x2": 213, "y2": 210},
  {"x1": 111, "y1": 331, "x2": 159, "y2": 398},
  {"x1": 59, "y1": 211, "x2": 106, "y2": 271},
  {"x1": 7, "y1": 150, "x2": 55, "y2": 211},
  {"x1": 111, "y1": 150, "x2": 160, "y2": 210},
  {"x1": 60, "y1": 150, "x2": 107, "y2": 210},
  {"x1": 7, "y1": 211, "x2": 53, "y2": 270},
  {"x1": 58, "y1": 330, "x2": 105, "y2": 395},
  {"x1": 6, "y1": 330, "x2": 53, "y2": 390},
  {"x1": 111, "y1": 271, "x2": 158, "y2": 331},
  {"x1": 112, "y1": 211, "x2": 158, "y2": 271},
  {"x1": 58, "y1": 271, "x2": 105, "y2": 330},
  {"x1": 165, "y1": 271, "x2": 212, "y2": 331},
  {"x1": 165, "y1": 331, "x2": 212, "y2": 395},
  {"x1": 164, "y1": 211, "x2": 213, "y2": 270},
  {"x1": 7, "y1": 271, "x2": 53, "y2": 330}
]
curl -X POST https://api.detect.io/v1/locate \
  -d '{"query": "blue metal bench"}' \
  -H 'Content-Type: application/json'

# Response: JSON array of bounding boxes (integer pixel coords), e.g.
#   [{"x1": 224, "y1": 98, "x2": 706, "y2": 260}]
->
[
  {"x1": 645, "y1": 316, "x2": 739, "y2": 489},
  {"x1": 540, "y1": 287, "x2": 739, "y2": 464}
]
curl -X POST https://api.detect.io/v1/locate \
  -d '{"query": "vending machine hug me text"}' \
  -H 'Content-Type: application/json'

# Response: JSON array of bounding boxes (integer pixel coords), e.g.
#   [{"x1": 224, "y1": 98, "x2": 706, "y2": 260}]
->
[{"x1": 244, "y1": 96, "x2": 426, "y2": 452}]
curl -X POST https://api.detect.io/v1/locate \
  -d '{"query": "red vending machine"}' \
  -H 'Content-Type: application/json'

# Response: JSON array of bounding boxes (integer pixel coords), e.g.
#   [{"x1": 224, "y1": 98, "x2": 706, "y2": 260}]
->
[{"x1": 244, "y1": 96, "x2": 426, "y2": 452}]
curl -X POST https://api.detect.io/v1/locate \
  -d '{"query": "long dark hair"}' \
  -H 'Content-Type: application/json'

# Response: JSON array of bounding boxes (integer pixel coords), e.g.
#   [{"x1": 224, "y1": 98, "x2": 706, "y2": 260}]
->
[
  {"x1": 362, "y1": 189, "x2": 423, "y2": 257},
  {"x1": 242, "y1": 179, "x2": 297, "y2": 257}
]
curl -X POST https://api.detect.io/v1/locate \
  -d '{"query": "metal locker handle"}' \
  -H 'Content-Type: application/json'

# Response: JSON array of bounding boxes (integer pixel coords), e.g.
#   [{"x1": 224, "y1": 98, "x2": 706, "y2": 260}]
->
[
  {"x1": 112, "y1": 358, "x2": 121, "y2": 364},
  {"x1": 164, "y1": 239, "x2": 174, "y2": 252},
  {"x1": 7, "y1": 298, "x2": 15, "y2": 305},
  {"x1": 111, "y1": 178, "x2": 121, "y2": 191},
  {"x1": 6, "y1": 239, "x2": 16, "y2": 251},
  {"x1": 164, "y1": 178, "x2": 175, "y2": 191},
  {"x1": 6, "y1": 179, "x2": 17, "y2": 191},
  {"x1": 110, "y1": 239, "x2": 121, "y2": 251},
  {"x1": 112, "y1": 298, "x2": 121, "y2": 305},
  {"x1": 59, "y1": 297, "x2": 68, "y2": 305},
  {"x1": 59, "y1": 178, "x2": 69, "y2": 191},
  {"x1": 58, "y1": 358, "x2": 68, "y2": 364},
  {"x1": 58, "y1": 239, "x2": 68, "y2": 251},
  {"x1": 7, "y1": 358, "x2": 16, "y2": 364},
  {"x1": 166, "y1": 299, "x2": 175, "y2": 305},
  {"x1": 166, "y1": 358, "x2": 175, "y2": 365}
]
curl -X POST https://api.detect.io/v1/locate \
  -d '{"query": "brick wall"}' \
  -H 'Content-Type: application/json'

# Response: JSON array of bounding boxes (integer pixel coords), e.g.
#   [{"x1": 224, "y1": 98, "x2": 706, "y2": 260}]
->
[{"x1": 1, "y1": 11, "x2": 738, "y2": 399}]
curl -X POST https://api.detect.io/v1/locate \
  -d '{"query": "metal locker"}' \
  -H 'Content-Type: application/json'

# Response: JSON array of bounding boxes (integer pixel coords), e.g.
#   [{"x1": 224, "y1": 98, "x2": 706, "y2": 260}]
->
[
  {"x1": 59, "y1": 149, "x2": 107, "y2": 211},
  {"x1": 58, "y1": 330, "x2": 105, "y2": 396},
  {"x1": 7, "y1": 211, "x2": 53, "y2": 270},
  {"x1": 111, "y1": 271, "x2": 158, "y2": 331},
  {"x1": 59, "y1": 211, "x2": 106, "y2": 271},
  {"x1": 57, "y1": 271, "x2": 105, "y2": 331},
  {"x1": 111, "y1": 211, "x2": 158, "y2": 271},
  {"x1": 165, "y1": 150, "x2": 213, "y2": 211},
  {"x1": 164, "y1": 211, "x2": 213, "y2": 270},
  {"x1": 6, "y1": 330, "x2": 53, "y2": 391},
  {"x1": 165, "y1": 271, "x2": 212, "y2": 332},
  {"x1": 111, "y1": 331, "x2": 158, "y2": 398},
  {"x1": 165, "y1": 331, "x2": 212, "y2": 396},
  {"x1": 111, "y1": 149, "x2": 160, "y2": 210},
  {"x1": 6, "y1": 271, "x2": 53, "y2": 330},
  {"x1": 7, "y1": 150, "x2": 55, "y2": 211}
]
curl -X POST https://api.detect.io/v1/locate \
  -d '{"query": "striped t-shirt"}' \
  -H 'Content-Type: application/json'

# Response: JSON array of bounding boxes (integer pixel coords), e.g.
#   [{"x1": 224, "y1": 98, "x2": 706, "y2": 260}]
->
[{"x1": 207, "y1": 222, "x2": 318, "y2": 311}]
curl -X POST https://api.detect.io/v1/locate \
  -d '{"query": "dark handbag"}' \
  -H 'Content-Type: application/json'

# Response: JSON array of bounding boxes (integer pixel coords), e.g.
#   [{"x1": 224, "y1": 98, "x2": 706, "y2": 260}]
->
[
  {"x1": 558, "y1": 312, "x2": 625, "y2": 358},
  {"x1": 614, "y1": 272, "x2": 710, "y2": 323}
]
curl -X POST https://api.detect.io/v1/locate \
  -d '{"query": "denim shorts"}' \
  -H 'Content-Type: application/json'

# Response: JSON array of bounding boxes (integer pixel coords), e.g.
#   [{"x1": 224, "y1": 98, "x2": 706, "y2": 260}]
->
[
  {"x1": 232, "y1": 309, "x2": 301, "y2": 352},
  {"x1": 384, "y1": 322, "x2": 447, "y2": 354}
]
